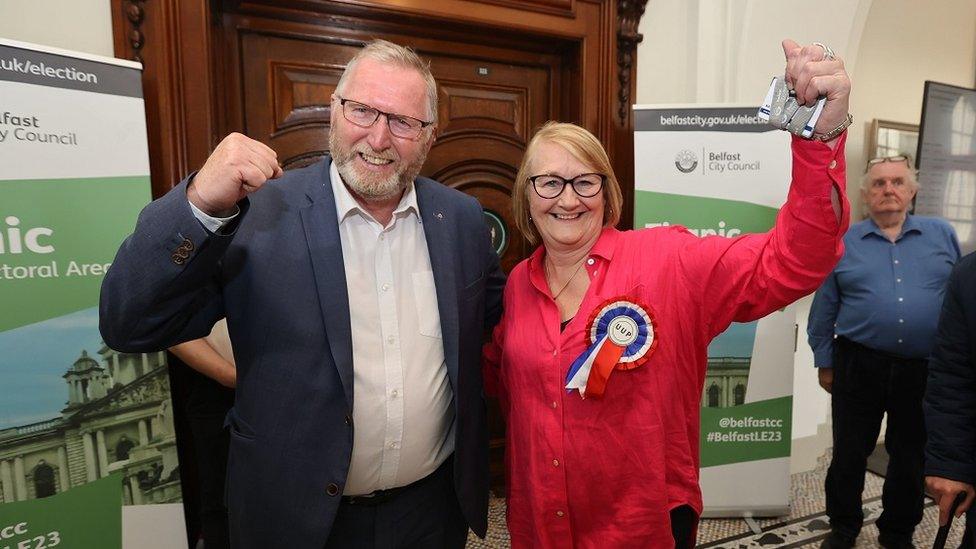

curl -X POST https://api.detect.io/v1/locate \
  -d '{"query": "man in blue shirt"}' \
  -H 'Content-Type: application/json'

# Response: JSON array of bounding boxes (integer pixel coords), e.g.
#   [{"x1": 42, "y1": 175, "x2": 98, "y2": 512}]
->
[{"x1": 808, "y1": 155, "x2": 960, "y2": 549}]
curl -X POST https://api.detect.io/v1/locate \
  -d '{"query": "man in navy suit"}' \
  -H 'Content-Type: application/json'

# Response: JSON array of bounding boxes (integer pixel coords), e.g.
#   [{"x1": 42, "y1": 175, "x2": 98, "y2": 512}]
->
[
  {"x1": 100, "y1": 39, "x2": 505, "y2": 548},
  {"x1": 925, "y1": 251, "x2": 976, "y2": 548}
]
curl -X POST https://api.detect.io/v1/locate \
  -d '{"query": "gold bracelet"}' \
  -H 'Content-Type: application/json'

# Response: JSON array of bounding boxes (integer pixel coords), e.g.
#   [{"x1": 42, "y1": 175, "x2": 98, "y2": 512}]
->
[{"x1": 813, "y1": 113, "x2": 853, "y2": 142}]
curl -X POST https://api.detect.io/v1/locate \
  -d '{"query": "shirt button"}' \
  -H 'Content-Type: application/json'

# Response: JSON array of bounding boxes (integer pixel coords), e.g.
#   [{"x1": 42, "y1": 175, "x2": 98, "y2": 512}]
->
[
  {"x1": 552, "y1": 459, "x2": 560, "y2": 467},
  {"x1": 898, "y1": 339, "x2": 903, "y2": 343},
  {"x1": 829, "y1": 159, "x2": 837, "y2": 169},
  {"x1": 551, "y1": 401, "x2": 558, "y2": 409},
  {"x1": 586, "y1": 258, "x2": 595, "y2": 265},
  {"x1": 552, "y1": 350, "x2": 557, "y2": 357},
  {"x1": 387, "y1": 336, "x2": 395, "y2": 344},
  {"x1": 896, "y1": 278, "x2": 902, "y2": 283},
  {"x1": 382, "y1": 283, "x2": 390, "y2": 291},
  {"x1": 899, "y1": 319, "x2": 904, "y2": 323},
  {"x1": 556, "y1": 510, "x2": 565, "y2": 518},
  {"x1": 379, "y1": 234, "x2": 385, "y2": 241},
  {"x1": 389, "y1": 442, "x2": 398, "y2": 449},
  {"x1": 391, "y1": 389, "x2": 399, "y2": 398},
  {"x1": 898, "y1": 297, "x2": 904, "y2": 302},
  {"x1": 894, "y1": 259, "x2": 899, "y2": 264}
]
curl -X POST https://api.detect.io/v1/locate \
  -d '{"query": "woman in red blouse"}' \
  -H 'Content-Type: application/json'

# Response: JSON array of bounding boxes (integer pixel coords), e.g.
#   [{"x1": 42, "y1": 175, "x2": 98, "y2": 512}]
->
[{"x1": 484, "y1": 40, "x2": 852, "y2": 548}]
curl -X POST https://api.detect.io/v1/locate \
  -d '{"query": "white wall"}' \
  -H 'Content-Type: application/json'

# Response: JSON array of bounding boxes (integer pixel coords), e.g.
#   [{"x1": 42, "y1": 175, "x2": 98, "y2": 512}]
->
[
  {"x1": 636, "y1": 0, "x2": 976, "y2": 469},
  {"x1": 0, "y1": 0, "x2": 114, "y2": 57}
]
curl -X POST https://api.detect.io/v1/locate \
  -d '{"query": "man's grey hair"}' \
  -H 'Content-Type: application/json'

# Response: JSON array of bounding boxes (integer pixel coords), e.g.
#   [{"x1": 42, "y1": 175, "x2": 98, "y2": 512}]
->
[
  {"x1": 335, "y1": 39, "x2": 439, "y2": 125},
  {"x1": 861, "y1": 160, "x2": 919, "y2": 191}
]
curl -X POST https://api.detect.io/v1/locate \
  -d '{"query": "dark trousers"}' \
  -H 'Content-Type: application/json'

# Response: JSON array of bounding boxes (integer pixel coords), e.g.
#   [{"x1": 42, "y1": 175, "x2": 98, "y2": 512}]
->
[
  {"x1": 962, "y1": 521, "x2": 975, "y2": 549},
  {"x1": 825, "y1": 337, "x2": 927, "y2": 543},
  {"x1": 670, "y1": 505, "x2": 698, "y2": 548},
  {"x1": 184, "y1": 377, "x2": 234, "y2": 549},
  {"x1": 188, "y1": 411, "x2": 231, "y2": 549},
  {"x1": 324, "y1": 458, "x2": 468, "y2": 549}
]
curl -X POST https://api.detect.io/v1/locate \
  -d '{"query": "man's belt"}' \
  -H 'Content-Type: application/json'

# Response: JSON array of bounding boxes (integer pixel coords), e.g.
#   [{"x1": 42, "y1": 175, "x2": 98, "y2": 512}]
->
[
  {"x1": 340, "y1": 458, "x2": 449, "y2": 507},
  {"x1": 836, "y1": 336, "x2": 925, "y2": 363}
]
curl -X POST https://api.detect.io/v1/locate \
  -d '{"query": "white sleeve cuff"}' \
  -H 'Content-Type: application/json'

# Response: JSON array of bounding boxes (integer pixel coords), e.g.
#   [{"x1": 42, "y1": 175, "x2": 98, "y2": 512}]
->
[{"x1": 189, "y1": 198, "x2": 240, "y2": 233}]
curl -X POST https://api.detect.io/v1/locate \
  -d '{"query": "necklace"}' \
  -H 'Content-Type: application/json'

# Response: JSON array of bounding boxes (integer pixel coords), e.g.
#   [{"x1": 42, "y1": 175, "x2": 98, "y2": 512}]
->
[{"x1": 545, "y1": 257, "x2": 586, "y2": 300}]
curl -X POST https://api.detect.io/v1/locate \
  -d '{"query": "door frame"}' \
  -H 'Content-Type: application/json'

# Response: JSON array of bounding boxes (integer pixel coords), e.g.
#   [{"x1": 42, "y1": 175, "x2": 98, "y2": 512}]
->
[{"x1": 111, "y1": 0, "x2": 647, "y2": 229}]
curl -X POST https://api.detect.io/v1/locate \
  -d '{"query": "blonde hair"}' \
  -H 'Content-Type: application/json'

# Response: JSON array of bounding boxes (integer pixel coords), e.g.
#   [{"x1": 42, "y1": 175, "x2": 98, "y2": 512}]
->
[
  {"x1": 335, "y1": 39, "x2": 438, "y2": 124},
  {"x1": 513, "y1": 122, "x2": 623, "y2": 245}
]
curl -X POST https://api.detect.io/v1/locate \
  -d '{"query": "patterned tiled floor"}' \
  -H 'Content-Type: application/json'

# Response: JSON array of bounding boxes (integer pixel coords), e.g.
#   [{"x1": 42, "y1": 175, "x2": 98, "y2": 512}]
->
[{"x1": 466, "y1": 450, "x2": 966, "y2": 547}]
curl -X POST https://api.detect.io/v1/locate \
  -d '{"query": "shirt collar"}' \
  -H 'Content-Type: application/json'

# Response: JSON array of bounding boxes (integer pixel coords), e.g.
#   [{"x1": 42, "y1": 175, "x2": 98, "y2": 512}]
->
[
  {"x1": 527, "y1": 226, "x2": 620, "y2": 296},
  {"x1": 589, "y1": 226, "x2": 620, "y2": 261},
  {"x1": 858, "y1": 214, "x2": 921, "y2": 240},
  {"x1": 329, "y1": 161, "x2": 419, "y2": 225}
]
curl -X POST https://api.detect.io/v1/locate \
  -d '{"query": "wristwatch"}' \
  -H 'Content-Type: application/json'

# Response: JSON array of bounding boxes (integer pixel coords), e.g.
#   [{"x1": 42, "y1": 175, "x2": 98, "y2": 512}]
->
[{"x1": 813, "y1": 113, "x2": 853, "y2": 142}]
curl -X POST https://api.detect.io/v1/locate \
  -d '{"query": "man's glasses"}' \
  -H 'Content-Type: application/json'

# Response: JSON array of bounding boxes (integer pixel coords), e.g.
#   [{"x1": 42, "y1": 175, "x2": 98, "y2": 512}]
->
[
  {"x1": 335, "y1": 96, "x2": 433, "y2": 139},
  {"x1": 529, "y1": 173, "x2": 606, "y2": 199},
  {"x1": 865, "y1": 155, "x2": 914, "y2": 173}
]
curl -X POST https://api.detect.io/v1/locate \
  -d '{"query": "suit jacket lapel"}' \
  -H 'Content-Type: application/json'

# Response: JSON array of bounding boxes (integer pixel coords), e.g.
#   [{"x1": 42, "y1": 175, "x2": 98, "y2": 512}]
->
[
  {"x1": 417, "y1": 181, "x2": 460, "y2": 391},
  {"x1": 300, "y1": 158, "x2": 354, "y2": 408}
]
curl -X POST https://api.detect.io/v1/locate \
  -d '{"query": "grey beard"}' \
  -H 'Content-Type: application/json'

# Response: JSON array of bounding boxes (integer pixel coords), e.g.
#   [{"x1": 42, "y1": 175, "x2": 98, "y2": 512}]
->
[{"x1": 329, "y1": 131, "x2": 429, "y2": 202}]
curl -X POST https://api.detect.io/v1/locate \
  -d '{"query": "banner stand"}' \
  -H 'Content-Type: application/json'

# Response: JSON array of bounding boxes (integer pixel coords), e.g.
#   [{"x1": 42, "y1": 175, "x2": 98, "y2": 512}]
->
[
  {"x1": 0, "y1": 38, "x2": 187, "y2": 548},
  {"x1": 633, "y1": 104, "x2": 795, "y2": 517}
]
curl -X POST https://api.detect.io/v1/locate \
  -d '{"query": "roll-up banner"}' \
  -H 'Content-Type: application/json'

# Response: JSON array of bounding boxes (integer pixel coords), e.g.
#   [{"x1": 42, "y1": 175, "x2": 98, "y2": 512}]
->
[
  {"x1": 634, "y1": 105, "x2": 794, "y2": 516},
  {"x1": 0, "y1": 39, "x2": 187, "y2": 548}
]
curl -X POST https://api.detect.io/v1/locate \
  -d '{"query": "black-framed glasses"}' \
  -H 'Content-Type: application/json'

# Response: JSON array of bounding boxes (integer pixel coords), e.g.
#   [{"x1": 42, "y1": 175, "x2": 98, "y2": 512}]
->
[
  {"x1": 335, "y1": 96, "x2": 433, "y2": 139},
  {"x1": 865, "y1": 154, "x2": 914, "y2": 173},
  {"x1": 529, "y1": 173, "x2": 606, "y2": 199}
]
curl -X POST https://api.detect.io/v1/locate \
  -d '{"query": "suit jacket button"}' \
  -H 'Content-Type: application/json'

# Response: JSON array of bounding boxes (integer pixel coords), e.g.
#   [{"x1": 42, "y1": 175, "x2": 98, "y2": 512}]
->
[
  {"x1": 344, "y1": 414, "x2": 352, "y2": 426},
  {"x1": 181, "y1": 238, "x2": 195, "y2": 251},
  {"x1": 172, "y1": 255, "x2": 185, "y2": 265},
  {"x1": 326, "y1": 483, "x2": 340, "y2": 496}
]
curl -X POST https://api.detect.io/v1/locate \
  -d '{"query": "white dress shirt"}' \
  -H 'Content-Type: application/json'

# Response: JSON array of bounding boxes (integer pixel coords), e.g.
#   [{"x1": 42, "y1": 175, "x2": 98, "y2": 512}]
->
[
  {"x1": 189, "y1": 164, "x2": 453, "y2": 495},
  {"x1": 328, "y1": 162, "x2": 453, "y2": 494}
]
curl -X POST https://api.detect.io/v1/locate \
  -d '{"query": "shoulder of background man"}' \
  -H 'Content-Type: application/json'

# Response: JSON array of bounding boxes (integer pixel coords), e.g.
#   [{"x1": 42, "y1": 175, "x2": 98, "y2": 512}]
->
[
  {"x1": 842, "y1": 218, "x2": 873, "y2": 243},
  {"x1": 908, "y1": 214, "x2": 956, "y2": 236}
]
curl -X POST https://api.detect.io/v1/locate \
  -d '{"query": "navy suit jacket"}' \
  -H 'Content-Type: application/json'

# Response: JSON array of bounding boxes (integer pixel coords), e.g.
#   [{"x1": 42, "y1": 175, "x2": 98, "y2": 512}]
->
[
  {"x1": 925, "y1": 251, "x2": 976, "y2": 523},
  {"x1": 99, "y1": 158, "x2": 505, "y2": 548}
]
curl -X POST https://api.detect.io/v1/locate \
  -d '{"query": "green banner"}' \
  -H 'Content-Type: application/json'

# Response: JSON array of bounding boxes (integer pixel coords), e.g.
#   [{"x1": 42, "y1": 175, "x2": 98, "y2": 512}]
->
[
  {"x1": 634, "y1": 190, "x2": 778, "y2": 235},
  {"x1": 0, "y1": 177, "x2": 148, "y2": 333},
  {"x1": 0, "y1": 39, "x2": 184, "y2": 546},
  {"x1": 0, "y1": 474, "x2": 122, "y2": 549},
  {"x1": 699, "y1": 396, "x2": 793, "y2": 467}
]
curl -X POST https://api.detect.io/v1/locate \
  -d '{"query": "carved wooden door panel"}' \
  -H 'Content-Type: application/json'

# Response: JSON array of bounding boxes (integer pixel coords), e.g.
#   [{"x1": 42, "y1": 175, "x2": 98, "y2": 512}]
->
[
  {"x1": 240, "y1": 34, "x2": 554, "y2": 272},
  {"x1": 423, "y1": 57, "x2": 550, "y2": 272}
]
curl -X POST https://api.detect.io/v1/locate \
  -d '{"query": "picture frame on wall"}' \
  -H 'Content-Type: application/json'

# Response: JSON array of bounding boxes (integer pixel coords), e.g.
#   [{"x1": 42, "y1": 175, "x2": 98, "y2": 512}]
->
[{"x1": 867, "y1": 118, "x2": 920, "y2": 162}]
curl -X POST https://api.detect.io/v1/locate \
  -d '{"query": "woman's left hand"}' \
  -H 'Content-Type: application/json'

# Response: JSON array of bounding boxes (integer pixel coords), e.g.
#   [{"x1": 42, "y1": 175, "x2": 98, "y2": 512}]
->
[{"x1": 781, "y1": 39, "x2": 851, "y2": 141}]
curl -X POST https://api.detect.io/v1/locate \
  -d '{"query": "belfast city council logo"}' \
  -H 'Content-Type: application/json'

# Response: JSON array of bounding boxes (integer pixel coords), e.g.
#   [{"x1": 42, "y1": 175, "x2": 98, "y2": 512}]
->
[{"x1": 674, "y1": 150, "x2": 698, "y2": 173}]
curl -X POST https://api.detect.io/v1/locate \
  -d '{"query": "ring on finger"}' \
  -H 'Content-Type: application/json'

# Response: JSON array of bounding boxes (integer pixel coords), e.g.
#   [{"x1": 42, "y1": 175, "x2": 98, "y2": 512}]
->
[{"x1": 812, "y1": 42, "x2": 835, "y2": 61}]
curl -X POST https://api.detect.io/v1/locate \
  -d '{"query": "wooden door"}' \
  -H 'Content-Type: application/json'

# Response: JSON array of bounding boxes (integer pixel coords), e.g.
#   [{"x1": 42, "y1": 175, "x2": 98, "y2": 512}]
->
[
  {"x1": 237, "y1": 32, "x2": 560, "y2": 492},
  {"x1": 239, "y1": 34, "x2": 555, "y2": 272}
]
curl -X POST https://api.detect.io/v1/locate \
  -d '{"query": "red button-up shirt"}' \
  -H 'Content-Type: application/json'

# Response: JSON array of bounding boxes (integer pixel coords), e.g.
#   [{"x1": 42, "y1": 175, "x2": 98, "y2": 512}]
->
[{"x1": 484, "y1": 135, "x2": 850, "y2": 548}]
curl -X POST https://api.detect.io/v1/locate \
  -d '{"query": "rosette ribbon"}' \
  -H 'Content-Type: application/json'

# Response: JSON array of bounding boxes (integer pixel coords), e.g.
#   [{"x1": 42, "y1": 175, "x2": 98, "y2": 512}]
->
[{"x1": 564, "y1": 298, "x2": 657, "y2": 398}]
